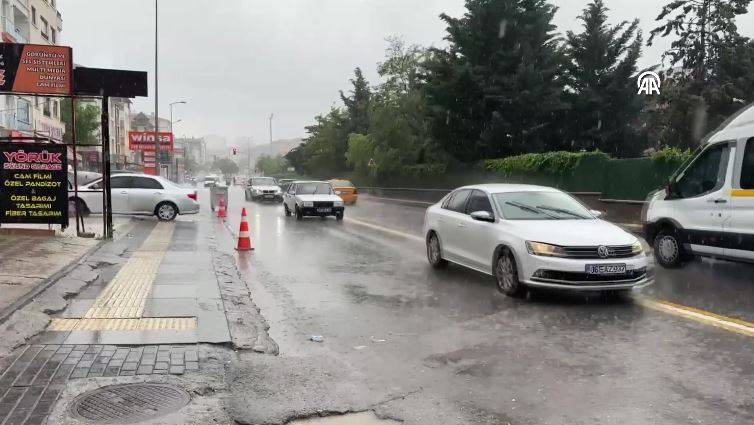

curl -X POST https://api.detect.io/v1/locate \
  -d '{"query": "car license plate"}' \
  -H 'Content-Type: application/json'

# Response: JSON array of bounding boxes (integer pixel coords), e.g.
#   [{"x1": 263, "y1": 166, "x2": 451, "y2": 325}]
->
[
  {"x1": 264, "y1": 194, "x2": 273, "y2": 198},
  {"x1": 317, "y1": 207, "x2": 331, "y2": 213},
  {"x1": 586, "y1": 264, "x2": 627, "y2": 275}
]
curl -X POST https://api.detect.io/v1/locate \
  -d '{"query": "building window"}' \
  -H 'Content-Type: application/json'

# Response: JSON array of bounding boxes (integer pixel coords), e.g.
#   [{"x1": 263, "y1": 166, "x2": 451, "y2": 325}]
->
[
  {"x1": 16, "y1": 98, "x2": 30, "y2": 124},
  {"x1": 32, "y1": 7, "x2": 36, "y2": 26},
  {"x1": 51, "y1": 28, "x2": 56, "y2": 44},
  {"x1": 43, "y1": 98, "x2": 51, "y2": 117},
  {"x1": 40, "y1": 17, "x2": 49, "y2": 39}
]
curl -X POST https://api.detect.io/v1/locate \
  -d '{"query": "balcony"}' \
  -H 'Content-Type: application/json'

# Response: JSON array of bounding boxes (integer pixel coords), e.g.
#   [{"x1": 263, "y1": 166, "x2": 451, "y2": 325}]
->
[{"x1": 1, "y1": 17, "x2": 27, "y2": 43}]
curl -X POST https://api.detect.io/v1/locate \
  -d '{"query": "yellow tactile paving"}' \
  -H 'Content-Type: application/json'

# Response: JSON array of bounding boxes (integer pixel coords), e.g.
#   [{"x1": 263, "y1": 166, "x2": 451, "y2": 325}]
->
[
  {"x1": 46, "y1": 221, "x2": 199, "y2": 333},
  {"x1": 83, "y1": 222, "x2": 174, "y2": 319},
  {"x1": 48, "y1": 317, "x2": 197, "y2": 331}
]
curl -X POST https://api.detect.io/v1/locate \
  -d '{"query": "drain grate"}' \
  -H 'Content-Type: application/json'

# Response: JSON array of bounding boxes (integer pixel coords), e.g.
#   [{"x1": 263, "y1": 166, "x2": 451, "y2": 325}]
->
[{"x1": 69, "y1": 383, "x2": 190, "y2": 424}]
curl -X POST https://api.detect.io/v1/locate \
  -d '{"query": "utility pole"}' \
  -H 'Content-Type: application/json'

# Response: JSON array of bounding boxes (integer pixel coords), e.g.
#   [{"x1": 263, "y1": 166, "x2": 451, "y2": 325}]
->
[
  {"x1": 153, "y1": 0, "x2": 159, "y2": 176},
  {"x1": 268, "y1": 113, "x2": 274, "y2": 156},
  {"x1": 247, "y1": 138, "x2": 252, "y2": 176}
]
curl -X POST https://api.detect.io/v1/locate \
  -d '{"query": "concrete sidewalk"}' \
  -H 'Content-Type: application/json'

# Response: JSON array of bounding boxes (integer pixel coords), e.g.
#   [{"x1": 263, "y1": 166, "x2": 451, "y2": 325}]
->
[
  {"x1": 0, "y1": 217, "x2": 133, "y2": 322},
  {"x1": 0, "y1": 235, "x2": 98, "y2": 320}
]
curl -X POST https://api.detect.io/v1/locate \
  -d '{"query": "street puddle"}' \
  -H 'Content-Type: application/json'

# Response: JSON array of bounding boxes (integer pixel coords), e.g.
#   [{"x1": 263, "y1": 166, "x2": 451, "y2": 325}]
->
[{"x1": 288, "y1": 411, "x2": 399, "y2": 425}]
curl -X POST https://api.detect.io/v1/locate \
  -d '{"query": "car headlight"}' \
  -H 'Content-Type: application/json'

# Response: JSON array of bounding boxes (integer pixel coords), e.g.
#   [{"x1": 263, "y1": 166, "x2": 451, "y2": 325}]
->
[
  {"x1": 526, "y1": 241, "x2": 567, "y2": 257},
  {"x1": 334, "y1": 200, "x2": 344, "y2": 207},
  {"x1": 302, "y1": 201, "x2": 314, "y2": 207},
  {"x1": 335, "y1": 190, "x2": 342, "y2": 195},
  {"x1": 631, "y1": 241, "x2": 644, "y2": 256}
]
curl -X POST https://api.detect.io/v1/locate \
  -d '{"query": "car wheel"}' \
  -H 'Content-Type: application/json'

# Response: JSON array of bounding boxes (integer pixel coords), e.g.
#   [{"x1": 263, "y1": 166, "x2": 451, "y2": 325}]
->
[
  {"x1": 155, "y1": 202, "x2": 178, "y2": 221},
  {"x1": 653, "y1": 229, "x2": 684, "y2": 268},
  {"x1": 284, "y1": 203, "x2": 292, "y2": 217},
  {"x1": 495, "y1": 249, "x2": 524, "y2": 297},
  {"x1": 335, "y1": 211, "x2": 344, "y2": 221},
  {"x1": 426, "y1": 232, "x2": 448, "y2": 269},
  {"x1": 295, "y1": 206, "x2": 303, "y2": 221}
]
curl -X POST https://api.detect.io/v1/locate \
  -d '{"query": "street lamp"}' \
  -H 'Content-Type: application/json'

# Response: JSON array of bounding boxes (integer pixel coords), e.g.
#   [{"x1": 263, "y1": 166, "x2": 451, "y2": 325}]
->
[
  {"x1": 169, "y1": 100, "x2": 187, "y2": 132},
  {"x1": 154, "y1": 0, "x2": 159, "y2": 174}
]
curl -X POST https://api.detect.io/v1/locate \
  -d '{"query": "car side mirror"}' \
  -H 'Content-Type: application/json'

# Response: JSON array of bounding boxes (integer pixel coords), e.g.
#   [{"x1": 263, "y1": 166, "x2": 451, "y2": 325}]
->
[
  {"x1": 590, "y1": 210, "x2": 604, "y2": 218},
  {"x1": 470, "y1": 211, "x2": 495, "y2": 222}
]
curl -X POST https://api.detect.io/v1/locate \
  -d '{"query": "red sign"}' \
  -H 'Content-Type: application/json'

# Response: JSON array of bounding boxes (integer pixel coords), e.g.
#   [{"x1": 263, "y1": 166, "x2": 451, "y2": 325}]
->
[
  {"x1": 128, "y1": 131, "x2": 174, "y2": 152},
  {"x1": 0, "y1": 44, "x2": 73, "y2": 95}
]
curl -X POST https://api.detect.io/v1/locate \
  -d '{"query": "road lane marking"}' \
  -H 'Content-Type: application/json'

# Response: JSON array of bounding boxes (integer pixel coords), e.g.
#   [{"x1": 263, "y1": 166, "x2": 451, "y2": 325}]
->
[
  {"x1": 637, "y1": 298, "x2": 754, "y2": 338},
  {"x1": 345, "y1": 216, "x2": 754, "y2": 339},
  {"x1": 345, "y1": 217, "x2": 424, "y2": 243}
]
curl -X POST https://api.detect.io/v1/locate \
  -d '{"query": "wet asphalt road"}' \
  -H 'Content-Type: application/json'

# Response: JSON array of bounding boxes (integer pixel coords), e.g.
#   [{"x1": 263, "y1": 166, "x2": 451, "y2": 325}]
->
[{"x1": 215, "y1": 186, "x2": 754, "y2": 425}]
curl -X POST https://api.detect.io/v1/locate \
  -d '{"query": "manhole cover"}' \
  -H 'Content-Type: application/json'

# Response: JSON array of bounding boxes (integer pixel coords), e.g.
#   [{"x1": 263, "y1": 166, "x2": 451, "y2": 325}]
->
[{"x1": 69, "y1": 383, "x2": 190, "y2": 424}]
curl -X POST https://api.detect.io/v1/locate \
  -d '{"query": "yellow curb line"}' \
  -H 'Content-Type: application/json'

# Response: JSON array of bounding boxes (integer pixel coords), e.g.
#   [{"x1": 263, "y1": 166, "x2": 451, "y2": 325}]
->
[{"x1": 637, "y1": 298, "x2": 754, "y2": 338}]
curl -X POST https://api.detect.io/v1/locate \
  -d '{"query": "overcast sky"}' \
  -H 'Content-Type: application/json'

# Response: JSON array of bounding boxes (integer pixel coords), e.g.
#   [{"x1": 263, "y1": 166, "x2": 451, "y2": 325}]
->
[{"x1": 58, "y1": 0, "x2": 754, "y2": 145}]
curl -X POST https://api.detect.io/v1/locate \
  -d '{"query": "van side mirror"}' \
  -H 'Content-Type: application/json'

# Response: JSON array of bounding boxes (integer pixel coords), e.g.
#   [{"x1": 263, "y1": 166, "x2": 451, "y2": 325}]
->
[
  {"x1": 590, "y1": 210, "x2": 604, "y2": 219},
  {"x1": 470, "y1": 211, "x2": 495, "y2": 222}
]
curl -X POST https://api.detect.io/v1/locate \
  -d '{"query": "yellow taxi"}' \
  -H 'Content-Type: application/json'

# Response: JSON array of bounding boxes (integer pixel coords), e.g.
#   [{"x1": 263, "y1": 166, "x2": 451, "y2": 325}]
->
[{"x1": 328, "y1": 179, "x2": 358, "y2": 205}]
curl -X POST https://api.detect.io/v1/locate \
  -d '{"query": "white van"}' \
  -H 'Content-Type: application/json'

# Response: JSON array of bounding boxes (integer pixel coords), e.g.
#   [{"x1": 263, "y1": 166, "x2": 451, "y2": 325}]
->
[{"x1": 643, "y1": 104, "x2": 754, "y2": 268}]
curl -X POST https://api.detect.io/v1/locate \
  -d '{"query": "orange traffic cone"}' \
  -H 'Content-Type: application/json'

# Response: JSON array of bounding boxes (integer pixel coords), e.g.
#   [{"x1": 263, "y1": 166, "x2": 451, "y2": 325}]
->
[
  {"x1": 236, "y1": 208, "x2": 254, "y2": 251},
  {"x1": 217, "y1": 196, "x2": 227, "y2": 219}
]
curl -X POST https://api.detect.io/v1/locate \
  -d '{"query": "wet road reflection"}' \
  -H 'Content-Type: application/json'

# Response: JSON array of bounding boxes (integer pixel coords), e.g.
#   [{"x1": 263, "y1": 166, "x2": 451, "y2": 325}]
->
[{"x1": 212, "y1": 185, "x2": 754, "y2": 425}]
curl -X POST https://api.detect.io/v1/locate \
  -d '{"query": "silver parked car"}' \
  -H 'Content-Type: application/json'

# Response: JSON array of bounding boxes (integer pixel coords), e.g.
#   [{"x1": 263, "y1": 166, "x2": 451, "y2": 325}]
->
[{"x1": 71, "y1": 173, "x2": 200, "y2": 221}]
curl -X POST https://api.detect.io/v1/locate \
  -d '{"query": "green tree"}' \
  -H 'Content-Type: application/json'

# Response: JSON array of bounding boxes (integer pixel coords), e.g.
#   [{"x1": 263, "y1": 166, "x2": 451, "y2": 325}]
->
[
  {"x1": 424, "y1": 0, "x2": 567, "y2": 161},
  {"x1": 340, "y1": 68, "x2": 371, "y2": 135},
  {"x1": 564, "y1": 0, "x2": 644, "y2": 156},
  {"x1": 345, "y1": 133, "x2": 376, "y2": 176},
  {"x1": 284, "y1": 145, "x2": 306, "y2": 174},
  {"x1": 648, "y1": 0, "x2": 752, "y2": 147},
  {"x1": 649, "y1": 0, "x2": 751, "y2": 83},
  {"x1": 255, "y1": 154, "x2": 289, "y2": 175},
  {"x1": 301, "y1": 108, "x2": 350, "y2": 175},
  {"x1": 60, "y1": 99, "x2": 101, "y2": 145},
  {"x1": 213, "y1": 158, "x2": 239, "y2": 177}
]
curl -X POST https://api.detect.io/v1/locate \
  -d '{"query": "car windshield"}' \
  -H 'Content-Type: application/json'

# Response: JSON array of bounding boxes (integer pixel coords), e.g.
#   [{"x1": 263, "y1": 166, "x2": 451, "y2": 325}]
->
[
  {"x1": 251, "y1": 178, "x2": 276, "y2": 186},
  {"x1": 493, "y1": 191, "x2": 592, "y2": 220},
  {"x1": 296, "y1": 183, "x2": 332, "y2": 195}
]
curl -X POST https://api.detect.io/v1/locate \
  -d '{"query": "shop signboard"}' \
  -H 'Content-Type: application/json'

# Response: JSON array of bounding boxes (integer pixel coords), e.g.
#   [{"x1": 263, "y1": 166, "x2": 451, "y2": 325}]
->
[
  {"x1": 0, "y1": 143, "x2": 68, "y2": 226},
  {"x1": 0, "y1": 43, "x2": 73, "y2": 95}
]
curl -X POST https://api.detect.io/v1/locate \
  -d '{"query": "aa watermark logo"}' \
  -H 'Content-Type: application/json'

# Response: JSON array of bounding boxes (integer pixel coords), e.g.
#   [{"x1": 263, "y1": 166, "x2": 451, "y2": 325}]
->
[{"x1": 637, "y1": 71, "x2": 661, "y2": 95}]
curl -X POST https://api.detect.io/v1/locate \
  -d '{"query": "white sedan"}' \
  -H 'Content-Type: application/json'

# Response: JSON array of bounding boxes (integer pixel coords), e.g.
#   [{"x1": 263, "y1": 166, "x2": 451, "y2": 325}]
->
[
  {"x1": 71, "y1": 173, "x2": 200, "y2": 221},
  {"x1": 423, "y1": 184, "x2": 653, "y2": 296},
  {"x1": 283, "y1": 181, "x2": 345, "y2": 220}
]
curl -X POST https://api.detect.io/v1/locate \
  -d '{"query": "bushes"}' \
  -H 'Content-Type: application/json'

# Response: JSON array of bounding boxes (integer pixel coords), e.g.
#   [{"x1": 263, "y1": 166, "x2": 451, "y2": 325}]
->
[
  {"x1": 483, "y1": 151, "x2": 610, "y2": 177},
  {"x1": 401, "y1": 163, "x2": 447, "y2": 178},
  {"x1": 483, "y1": 150, "x2": 687, "y2": 200},
  {"x1": 651, "y1": 146, "x2": 694, "y2": 167}
]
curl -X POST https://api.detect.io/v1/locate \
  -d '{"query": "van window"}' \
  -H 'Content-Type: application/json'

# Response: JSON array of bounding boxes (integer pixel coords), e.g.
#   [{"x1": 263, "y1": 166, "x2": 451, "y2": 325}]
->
[
  {"x1": 741, "y1": 139, "x2": 754, "y2": 189},
  {"x1": 675, "y1": 143, "x2": 730, "y2": 199}
]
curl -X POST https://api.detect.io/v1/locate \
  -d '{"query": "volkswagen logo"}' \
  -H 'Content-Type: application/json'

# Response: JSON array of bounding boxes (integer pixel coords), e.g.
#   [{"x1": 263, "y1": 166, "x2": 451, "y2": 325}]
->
[{"x1": 597, "y1": 245, "x2": 611, "y2": 258}]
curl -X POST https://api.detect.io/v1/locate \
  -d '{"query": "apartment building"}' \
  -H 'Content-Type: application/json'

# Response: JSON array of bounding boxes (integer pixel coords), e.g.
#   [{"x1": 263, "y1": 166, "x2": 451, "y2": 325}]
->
[
  {"x1": 0, "y1": 0, "x2": 32, "y2": 138},
  {"x1": 27, "y1": 0, "x2": 64, "y2": 142},
  {"x1": 0, "y1": 0, "x2": 64, "y2": 142}
]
